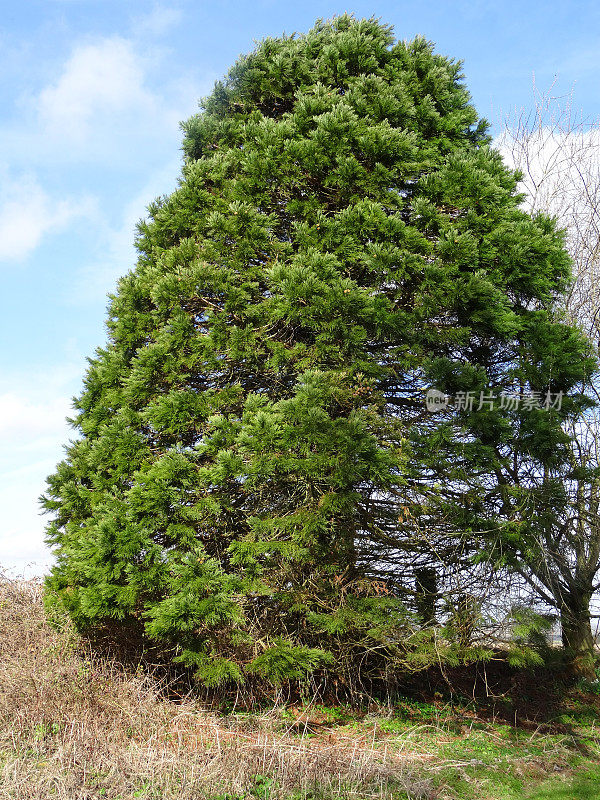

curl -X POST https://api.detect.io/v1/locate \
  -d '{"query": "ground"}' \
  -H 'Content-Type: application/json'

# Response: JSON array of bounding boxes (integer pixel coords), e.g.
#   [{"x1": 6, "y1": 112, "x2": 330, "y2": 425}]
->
[{"x1": 1, "y1": 576, "x2": 599, "y2": 799}]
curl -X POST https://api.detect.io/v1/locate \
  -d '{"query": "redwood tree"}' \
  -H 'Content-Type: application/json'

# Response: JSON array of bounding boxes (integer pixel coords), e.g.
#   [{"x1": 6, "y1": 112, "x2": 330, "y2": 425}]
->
[{"x1": 43, "y1": 16, "x2": 595, "y2": 688}]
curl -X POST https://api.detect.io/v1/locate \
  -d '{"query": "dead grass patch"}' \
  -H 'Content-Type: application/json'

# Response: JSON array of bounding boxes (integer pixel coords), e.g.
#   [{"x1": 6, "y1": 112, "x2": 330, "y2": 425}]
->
[{"x1": 0, "y1": 576, "x2": 432, "y2": 800}]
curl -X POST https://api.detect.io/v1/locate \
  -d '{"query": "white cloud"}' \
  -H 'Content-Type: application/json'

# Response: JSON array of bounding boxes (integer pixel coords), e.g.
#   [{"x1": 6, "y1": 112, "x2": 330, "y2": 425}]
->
[
  {"x1": 0, "y1": 366, "x2": 80, "y2": 576},
  {"x1": 0, "y1": 393, "x2": 71, "y2": 444},
  {"x1": 0, "y1": 172, "x2": 93, "y2": 262},
  {"x1": 38, "y1": 37, "x2": 157, "y2": 144},
  {"x1": 0, "y1": 32, "x2": 211, "y2": 181},
  {"x1": 135, "y1": 6, "x2": 183, "y2": 38},
  {"x1": 0, "y1": 33, "x2": 207, "y2": 168},
  {"x1": 71, "y1": 155, "x2": 182, "y2": 302},
  {"x1": 34, "y1": 34, "x2": 207, "y2": 159},
  {"x1": 0, "y1": 32, "x2": 206, "y2": 263}
]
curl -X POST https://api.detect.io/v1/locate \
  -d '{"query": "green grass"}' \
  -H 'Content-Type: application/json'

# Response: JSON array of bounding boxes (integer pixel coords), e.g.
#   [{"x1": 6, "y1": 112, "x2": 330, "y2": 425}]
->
[
  {"x1": 524, "y1": 766, "x2": 600, "y2": 799},
  {"x1": 286, "y1": 696, "x2": 600, "y2": 800}
]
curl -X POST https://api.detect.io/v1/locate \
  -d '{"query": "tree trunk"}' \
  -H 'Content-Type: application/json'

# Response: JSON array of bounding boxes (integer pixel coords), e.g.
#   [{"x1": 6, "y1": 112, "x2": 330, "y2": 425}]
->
[
  {"x1": 560, "y1": 599, "x2": 597, "y2": 679},
  {"x1": 414, "y1": 567, "x2": 438, "y2": 627}
]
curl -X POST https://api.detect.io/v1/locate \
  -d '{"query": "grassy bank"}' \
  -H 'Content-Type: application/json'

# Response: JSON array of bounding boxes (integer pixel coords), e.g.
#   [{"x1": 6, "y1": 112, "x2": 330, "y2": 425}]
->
[{"x1": 1, "y1": 576, "x2": 598, "y2": 799}]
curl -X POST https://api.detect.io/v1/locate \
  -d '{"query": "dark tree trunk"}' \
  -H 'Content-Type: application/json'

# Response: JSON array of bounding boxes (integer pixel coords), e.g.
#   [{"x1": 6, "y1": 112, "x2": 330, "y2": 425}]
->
[
  {"x1": 560, "y1": 599, "x2": 596, "y2": 679},
  {"x1": 414, "y1": 567, "x2": 438, "y2": 627}
]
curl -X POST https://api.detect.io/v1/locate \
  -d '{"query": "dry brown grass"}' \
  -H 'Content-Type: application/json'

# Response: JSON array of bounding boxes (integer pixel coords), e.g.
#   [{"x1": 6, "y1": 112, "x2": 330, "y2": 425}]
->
[{"x1": 0, "y1": 576, "x2": 432, "y2": 800}]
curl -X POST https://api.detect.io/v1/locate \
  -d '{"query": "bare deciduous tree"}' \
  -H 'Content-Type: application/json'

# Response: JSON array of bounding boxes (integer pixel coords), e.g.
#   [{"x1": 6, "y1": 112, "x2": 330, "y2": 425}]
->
[{"x1": 498, "y1": 88, "x2": 600, "y2": 676}]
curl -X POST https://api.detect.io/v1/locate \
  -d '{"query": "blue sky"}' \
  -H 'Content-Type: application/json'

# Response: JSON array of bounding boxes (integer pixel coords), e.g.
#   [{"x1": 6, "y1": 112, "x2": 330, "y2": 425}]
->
[{"x1": 2, "y1": 0, "x2": 600, "y2": 574}]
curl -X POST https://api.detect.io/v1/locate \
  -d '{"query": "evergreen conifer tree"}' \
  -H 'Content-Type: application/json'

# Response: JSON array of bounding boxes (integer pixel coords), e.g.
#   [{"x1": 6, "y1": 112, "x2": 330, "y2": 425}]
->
[{"x1": 43, "y1": 15, "x2": 595, "y2": 688}]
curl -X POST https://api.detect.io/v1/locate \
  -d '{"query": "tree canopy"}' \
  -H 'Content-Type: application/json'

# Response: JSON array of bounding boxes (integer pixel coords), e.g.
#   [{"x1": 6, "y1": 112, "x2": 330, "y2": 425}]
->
[{"x1": 43, "y1": 16, "x2": 595, "y2": 690}]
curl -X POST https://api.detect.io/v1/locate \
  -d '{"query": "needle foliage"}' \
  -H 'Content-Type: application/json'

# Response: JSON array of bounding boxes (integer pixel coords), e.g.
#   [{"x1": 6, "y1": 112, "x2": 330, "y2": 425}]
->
[{"x1": 43, "y1": 16, "x2": 594, "y2": 690}]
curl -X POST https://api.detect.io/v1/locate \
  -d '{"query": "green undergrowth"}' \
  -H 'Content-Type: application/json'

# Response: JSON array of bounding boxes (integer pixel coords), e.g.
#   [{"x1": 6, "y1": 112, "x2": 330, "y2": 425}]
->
[{"x1": 235, "y1": 694, "x2": 600, "y2": 800}]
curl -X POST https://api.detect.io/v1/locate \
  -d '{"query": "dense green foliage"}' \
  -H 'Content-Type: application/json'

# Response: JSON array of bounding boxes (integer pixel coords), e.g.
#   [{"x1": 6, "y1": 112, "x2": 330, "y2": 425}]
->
[{"x1": 43, "y1": 16, "x2": 594, "y2": 688}]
